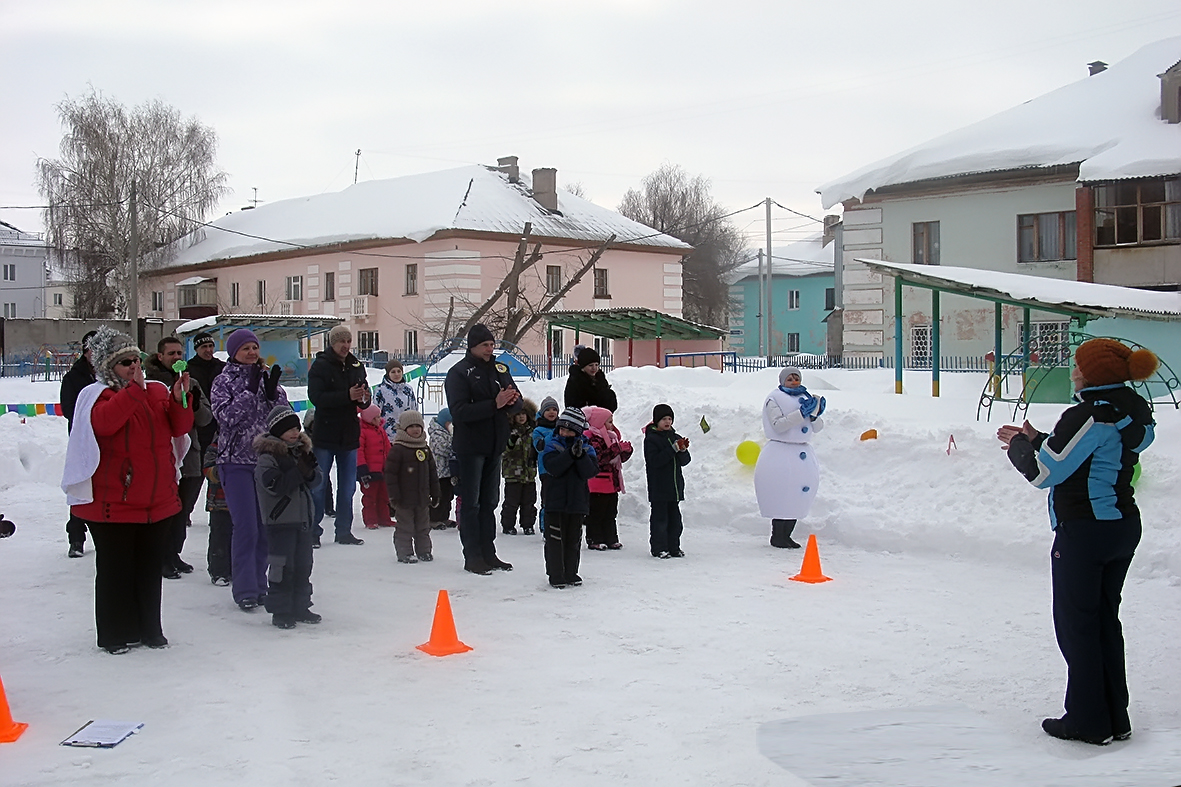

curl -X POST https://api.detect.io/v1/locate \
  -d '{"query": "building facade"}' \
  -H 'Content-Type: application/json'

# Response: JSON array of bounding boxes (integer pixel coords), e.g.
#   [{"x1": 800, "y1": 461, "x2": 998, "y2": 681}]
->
[{"x1": 0, "y1": 221, "x2": 49, "y2": 319}]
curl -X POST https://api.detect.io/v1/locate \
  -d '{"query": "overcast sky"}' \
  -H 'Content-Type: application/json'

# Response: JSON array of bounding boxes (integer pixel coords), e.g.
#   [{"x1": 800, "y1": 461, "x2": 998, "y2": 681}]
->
[{"x1": 3, "y1": 0, "x2": 1180, "y2": 248}]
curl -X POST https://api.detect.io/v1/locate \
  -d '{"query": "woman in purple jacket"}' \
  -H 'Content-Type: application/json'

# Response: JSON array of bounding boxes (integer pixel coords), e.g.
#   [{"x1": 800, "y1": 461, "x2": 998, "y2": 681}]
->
[{"x1": 210, "y1": 329, "x2": 286, "y2": 611}]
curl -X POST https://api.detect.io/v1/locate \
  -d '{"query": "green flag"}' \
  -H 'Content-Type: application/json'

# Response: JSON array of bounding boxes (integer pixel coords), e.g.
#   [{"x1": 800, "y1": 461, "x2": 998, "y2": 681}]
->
[{"x1": 699, "y1": 415, "x2": 710, "y2": 434}]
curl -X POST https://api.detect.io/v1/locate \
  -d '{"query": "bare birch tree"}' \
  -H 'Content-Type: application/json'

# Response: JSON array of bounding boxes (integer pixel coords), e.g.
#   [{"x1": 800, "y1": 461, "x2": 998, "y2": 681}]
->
[{"x1": 37, "y1": 89, "x2": 229, "y2": 318}]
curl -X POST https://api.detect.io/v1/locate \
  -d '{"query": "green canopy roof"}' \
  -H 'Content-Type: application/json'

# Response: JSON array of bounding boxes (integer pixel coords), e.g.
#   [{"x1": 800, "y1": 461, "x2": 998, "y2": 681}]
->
[{"x1": 543, "y1": 308, "x2": 724, "y2": 340}]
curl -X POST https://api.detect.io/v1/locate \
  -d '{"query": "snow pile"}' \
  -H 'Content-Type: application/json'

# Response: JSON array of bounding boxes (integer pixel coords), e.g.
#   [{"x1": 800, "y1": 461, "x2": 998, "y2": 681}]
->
[{"x1": 818, "y1": 37, "x2": 1181, "y2": 209}]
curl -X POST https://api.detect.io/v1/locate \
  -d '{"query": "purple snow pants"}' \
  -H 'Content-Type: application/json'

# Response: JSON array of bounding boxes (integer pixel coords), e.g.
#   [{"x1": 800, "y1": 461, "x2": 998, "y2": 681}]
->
[{"x1": 220, "y1": 463, "x2": 268, "y2": 605}]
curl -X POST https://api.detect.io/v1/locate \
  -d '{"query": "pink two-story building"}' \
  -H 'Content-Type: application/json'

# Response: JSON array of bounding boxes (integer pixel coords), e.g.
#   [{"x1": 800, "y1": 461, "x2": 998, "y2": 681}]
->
[{"x1": 142, "y1": 158, "x2": 694, "y2": 364}]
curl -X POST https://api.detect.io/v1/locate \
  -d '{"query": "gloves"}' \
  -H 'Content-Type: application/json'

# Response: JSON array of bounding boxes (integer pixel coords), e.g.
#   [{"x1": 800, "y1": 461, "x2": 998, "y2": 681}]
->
[
  {"x1": 451, "y1": 476, "x2": 460, "y2": 487},
  {"x1": 675, "y1": 437, "x2": 690, "y2": 451},
  {"x1": 813, "y1": 396, "x2": 826, "y2": 419},
  {"x1": 245, "y1": 364, "x2": 262, "y2": 394},
  {"x1": 798, "y1": 396, "x2": 818, "y2": 419},
  {"x1": 357, "y1": 465, "x2": 371, "y2": 489},
  {"x1": 570, "y1": 440, "x2": 585, "y2": 458},
  {"x1": 295, "y1": 451, "x2": 317, "y2": 482},
  {"x1": 264, "y1": 364, "x2": 282, "y2": 401}
]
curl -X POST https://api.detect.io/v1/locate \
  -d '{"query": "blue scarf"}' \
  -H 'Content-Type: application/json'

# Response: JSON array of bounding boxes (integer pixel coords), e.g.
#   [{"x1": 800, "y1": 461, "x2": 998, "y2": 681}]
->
[{"x1": 779, "y1": 384, "x2": 816, "y2": 413}]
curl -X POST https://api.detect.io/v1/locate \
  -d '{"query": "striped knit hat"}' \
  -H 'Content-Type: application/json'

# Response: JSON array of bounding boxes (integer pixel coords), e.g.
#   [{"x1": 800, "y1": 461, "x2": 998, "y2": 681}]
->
[
  {"x1": 89, "y1": 325, "x2": 141, "y2": 388},
  {"x1": 556, "y1": 406, "x2": 587, "y2": 433}
]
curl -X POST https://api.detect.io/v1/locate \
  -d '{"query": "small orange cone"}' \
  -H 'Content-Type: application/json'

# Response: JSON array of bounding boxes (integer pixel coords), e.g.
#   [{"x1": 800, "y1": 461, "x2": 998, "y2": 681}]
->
[
  {"x1": 416, "y1": 590, "x2": 473, "y2": 657},
  {"x1": 0, "y1": 674, "x2": 28, "y2": 743},
  {"x1": 789, "y1": 534, "x2": 832, "y2": 584},
  {"x1": 859, "y1": 429, "x2": 878, "y2": 441}
]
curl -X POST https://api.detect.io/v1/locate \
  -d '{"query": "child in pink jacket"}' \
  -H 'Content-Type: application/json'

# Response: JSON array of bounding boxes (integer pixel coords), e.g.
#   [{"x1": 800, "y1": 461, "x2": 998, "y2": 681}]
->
[
  {"x1": 357, "y1": 404, "x2": 395, "y2": 529},
  {"x1": 582, "y1": 405, "x2": 633, "y2": 550}
]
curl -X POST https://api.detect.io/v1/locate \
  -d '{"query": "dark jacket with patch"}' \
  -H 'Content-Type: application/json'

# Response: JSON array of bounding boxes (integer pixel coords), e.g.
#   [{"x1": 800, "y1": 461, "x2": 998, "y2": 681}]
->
[
  {"x1": 252, "y1": 432, "x2": 321, "y2": 529},
  {"x1": 308, "y1": 349, "x2": 370, "y2": 451},
  {"x1": 383, "y1": 442, "x2": 440, "y2": 510},
  {"x1": 540, "y1": 432, "x2": 598, "y2": 514},
  {"x1": 563, "y1": 366, "x2": 618, "y2": 412},
  {"x1": 145, "y1": 356, "x2": 213, "y2": 477},
  {"x1": 644, "y1": 424, "x2": 692, "y2": 503},
  {"x1": 1007, "y1": 384, "x2": 1155, "y2": 527},
  {"x1": 444, "y1": 352, "x2": 522, "y2": 456}
]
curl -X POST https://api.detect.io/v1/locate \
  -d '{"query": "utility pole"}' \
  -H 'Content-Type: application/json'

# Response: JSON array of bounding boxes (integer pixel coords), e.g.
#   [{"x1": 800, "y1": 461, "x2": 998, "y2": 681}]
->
[
  {"x1": 354, "y1": 149, "x2": 361, "y2": 184},
  {"x1": 765, "y1": 197, "x2": 773, "y2": 364},
  {"x1": 756, "y1": 249, "x2": 765, "y2": 356},
  {"x1": 128, "y1": 180, "x2": 139, "y2": 327}
]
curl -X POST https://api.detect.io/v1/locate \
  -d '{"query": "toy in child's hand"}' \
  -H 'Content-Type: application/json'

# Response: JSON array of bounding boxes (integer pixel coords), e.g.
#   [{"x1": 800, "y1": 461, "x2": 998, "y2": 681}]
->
[{"x1": 171, "y1": 360, "x2": 188, "y2": 407}]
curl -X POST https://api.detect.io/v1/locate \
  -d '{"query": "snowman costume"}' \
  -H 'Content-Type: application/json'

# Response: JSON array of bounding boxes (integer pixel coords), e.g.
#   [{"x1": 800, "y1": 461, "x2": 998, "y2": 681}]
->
[{"x1": 753, "y1": 367, "x2": 825, "y2": 548}]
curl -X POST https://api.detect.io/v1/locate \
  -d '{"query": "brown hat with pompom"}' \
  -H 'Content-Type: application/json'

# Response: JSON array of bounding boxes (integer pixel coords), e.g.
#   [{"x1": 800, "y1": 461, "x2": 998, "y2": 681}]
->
[{"x1": 1074, "y1": 338, "x2": 1159, "y2": 386}]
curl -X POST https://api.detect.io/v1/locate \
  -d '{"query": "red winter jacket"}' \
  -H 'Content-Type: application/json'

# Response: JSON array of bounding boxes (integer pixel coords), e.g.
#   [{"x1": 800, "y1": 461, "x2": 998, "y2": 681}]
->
[
  {"x1": 72, "y1": 381, "x2": 195, "y2": 524},
  {"x1": 357, "y1": 418, "x2": 392, "y2": 476}
]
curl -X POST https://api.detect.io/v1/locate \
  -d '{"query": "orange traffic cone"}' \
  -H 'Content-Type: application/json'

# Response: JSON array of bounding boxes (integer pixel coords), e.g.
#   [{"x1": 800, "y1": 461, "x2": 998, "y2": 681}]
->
[
  {"x1": 789, "y1": 534, "x2": 832, "y2": 584},
  {"x1": 416, "y1": 590, "x2": 473, "y2": 657},
  {"x1": 0, "y1": 674, "x2": 28, "y2": 743}
]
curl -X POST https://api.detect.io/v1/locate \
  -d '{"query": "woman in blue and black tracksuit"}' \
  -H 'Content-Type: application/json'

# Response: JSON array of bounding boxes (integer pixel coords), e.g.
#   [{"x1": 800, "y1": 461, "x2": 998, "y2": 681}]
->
[{"x1": 999, "y1": 338, "x2": 1157, "y2": 746}]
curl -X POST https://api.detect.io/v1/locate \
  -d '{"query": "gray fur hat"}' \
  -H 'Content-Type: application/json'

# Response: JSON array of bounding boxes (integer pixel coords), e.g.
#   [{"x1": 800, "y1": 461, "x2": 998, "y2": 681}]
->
[{"x1": 89, "y1": 325, "x2": 141, "y2": 387}]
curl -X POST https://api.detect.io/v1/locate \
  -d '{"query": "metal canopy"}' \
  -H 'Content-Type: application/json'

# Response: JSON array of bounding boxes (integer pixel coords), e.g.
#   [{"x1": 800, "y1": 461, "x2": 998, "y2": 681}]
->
[
  {"x1": 174, "y1": 314, "x2": 342, "y2": 342},
  {"x1": 543, "y1": 308, "x2": 725, "y2": 340}
]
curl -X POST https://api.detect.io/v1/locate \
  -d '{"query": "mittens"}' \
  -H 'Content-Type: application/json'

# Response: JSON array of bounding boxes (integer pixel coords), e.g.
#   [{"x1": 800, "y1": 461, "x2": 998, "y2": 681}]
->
[
  {"x1": 798, "y1": 397, "x2": 818, "y2": 418},
  {"x1": 813, "y1": 396, "x2": 826, "y2": 419},
  {"x1": 570, "y1": 440, "x2": 585, "y2": 458},
  {"x1": 264, "y1": 364, "x2": 282, "y2": 401}
]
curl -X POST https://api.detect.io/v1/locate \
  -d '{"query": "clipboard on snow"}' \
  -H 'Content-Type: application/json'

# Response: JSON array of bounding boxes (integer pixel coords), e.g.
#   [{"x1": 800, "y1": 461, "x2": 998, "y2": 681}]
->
[{"x1": 60, "y1": 719, "x2": 144, "y2": 747}]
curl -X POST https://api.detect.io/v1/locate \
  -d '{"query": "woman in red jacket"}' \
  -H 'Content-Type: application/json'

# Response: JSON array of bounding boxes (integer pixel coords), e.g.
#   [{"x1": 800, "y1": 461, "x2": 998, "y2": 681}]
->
[{"x1": 62, "y1": 326, "x2": 194, "y2": 655}]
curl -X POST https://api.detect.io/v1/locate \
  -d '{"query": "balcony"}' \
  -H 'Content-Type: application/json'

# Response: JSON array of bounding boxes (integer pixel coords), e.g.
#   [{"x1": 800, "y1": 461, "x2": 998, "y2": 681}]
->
[
  {"x1": 352, "y1": 295, "x2": 374, "y2": 320},
  {"x1": 278, "y1": 300, "x2": 304, "y2": 316}
]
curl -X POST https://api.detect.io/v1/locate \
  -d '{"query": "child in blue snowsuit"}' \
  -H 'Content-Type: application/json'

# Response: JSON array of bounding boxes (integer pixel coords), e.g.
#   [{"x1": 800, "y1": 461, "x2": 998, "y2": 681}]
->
[
  {"x1": 531, "y1": 396, "x2": 561, "y2": 534},
  {"x1": 540, "y1": 406, "x2": 598, "y2": 588}
]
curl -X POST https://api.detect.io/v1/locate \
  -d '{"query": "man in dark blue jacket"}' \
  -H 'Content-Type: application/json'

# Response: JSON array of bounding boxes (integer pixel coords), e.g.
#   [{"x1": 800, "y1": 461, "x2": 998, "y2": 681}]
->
[
  {"x1": 999, "y1": 338, "x2": 1157, "y2": 746},
  {"x1": 444, "y1": 324, "x2": 521, "y2": 574}
]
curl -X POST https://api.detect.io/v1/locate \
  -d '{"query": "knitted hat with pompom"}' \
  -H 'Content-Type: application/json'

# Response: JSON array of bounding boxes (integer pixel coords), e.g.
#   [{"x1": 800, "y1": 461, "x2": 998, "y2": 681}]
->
[{"x1": 1074, "y1": 338, "x2": 1159, "y2": 386}]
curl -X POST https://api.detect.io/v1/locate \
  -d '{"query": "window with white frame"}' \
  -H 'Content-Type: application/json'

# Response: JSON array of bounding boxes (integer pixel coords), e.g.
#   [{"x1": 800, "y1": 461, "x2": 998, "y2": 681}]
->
[
  {"x1": 911, "y1": 324, "x2": 932, "y2": 367},
  {"x1": 1019, "y1": 320, "x2": 1071, "y2": 365},
  {"x1": 179, "y1": 287, "x2": 198, "y2": 307},
  {"x1": 546, "y1": 265, "x2": 562, "y2": 294},
  {"x1": 787, "y1": 289, "x2": 801, "y2": 310},
  {"x1": 787, "y1": 333, "x2": 800, "y2": 352},
  {"x1": 323, "y1": 271, "x2": 335, "y2": 301},
  {"x1": 53, "y1": 292, "x2": 63, "y2": 306},
  {"x1": 550, "y1": 328, "x2": 563, "y2": 357},
  {"x1": 256, "y1": 280, "x2": 266, "y2": 305},
  {"x1": 2, "y1": 263, "x2": 15, "y2": 281},
  {"x1": 405, "y1": 264, "x2": 417, "y2": 296},
  {"x1": 1018, "y1": 211, "x2": 1077, "y2": 263},
  {"x1": 404, "y1": 329, "x2": 419, "y2": 355},
  {"x1": 152, "y1": 291, "x2": 164, "y2": 311},
  {"x1": 231, "y1": 282, "x2": 240, "y2": 307},
  {"x1": 285, "y1": 275, "x2": 303, "y2": 301},
  {"x1": 913, "y1": 221, "x2": 940, "y2": 265},
  {"x1": 2, "y1": 303, "x2": 15, "y2": 319},
  {"x1": 593, "y1": 268, "x2": 609, "y2": 298},
  {"x1": 356, "y1": 330, "x2": 379, "y2": 359},
  {"x1": 593, "y1": 336, "x2": 610, "y2": 359}
]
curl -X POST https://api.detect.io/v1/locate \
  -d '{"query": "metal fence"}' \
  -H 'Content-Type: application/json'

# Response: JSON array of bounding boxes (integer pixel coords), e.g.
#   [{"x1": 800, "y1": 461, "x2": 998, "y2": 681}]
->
[
  {"x1": 730, "y1": 354, "x2": 992, "y2": 373},
  {"x1": 1, "y1": 353, "x2": 79, "y2": 381}
]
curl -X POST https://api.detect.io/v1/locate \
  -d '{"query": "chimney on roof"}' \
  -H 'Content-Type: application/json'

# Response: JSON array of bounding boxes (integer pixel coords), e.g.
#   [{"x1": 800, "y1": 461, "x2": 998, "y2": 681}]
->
[
  {"x1": 1161, "y1": 63, "x2": 1181, "y2": 124},
  {"x1": 497, "y1": 156, "x2": 520, "y2": 183},
  {"x1": 822, "y1": 214, "x2": 840, "y2": 247},
  {"x1": 1088, "y1": 61, "x2": 1108, "y2": 76},
  {"x1": 532, "y1": 168, "x2": 559, "y2": 213}
]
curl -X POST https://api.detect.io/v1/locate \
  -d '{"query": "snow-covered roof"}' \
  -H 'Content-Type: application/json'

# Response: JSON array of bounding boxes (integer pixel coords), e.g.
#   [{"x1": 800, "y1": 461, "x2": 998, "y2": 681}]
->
[
  {"x1": 728, "y1": 234, "x2": 834, "y2": 284},
  {"x1": 861, "y1": 259, "x2": 1181, "y2": 321},
  {"x1": 175, "y1": 276, "x2": 213, "y2": 286},
  {"x1": 818, "y1": 37, "x2": 1181, "y2": 209},
  {"x1": 160, "y1": 165, "x2": 691, "y2": 269}
]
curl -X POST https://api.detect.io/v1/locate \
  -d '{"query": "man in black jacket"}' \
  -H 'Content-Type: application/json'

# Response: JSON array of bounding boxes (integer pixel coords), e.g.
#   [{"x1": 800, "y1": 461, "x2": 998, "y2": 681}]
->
[
  {"x1": 59, "y1": 329, "x2": 96, "y2": 557},
  {"x1": 186, "y1": 332, "x2": 225, "y2": 454},
  {"x1": 308, "y1": 324, "x2": 371, "y2": 546},
  {"x1": 563, "y1": 346, "x2": 617, "y2": 412},
  {"x1": 445, "y1": 324, "x2": 522, "y2": 574}
]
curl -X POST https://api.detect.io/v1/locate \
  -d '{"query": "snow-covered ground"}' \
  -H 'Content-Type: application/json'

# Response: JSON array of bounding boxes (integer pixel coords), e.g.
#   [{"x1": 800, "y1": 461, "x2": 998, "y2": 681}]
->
[{"x1": 2, "y1": 366, "x2": 1179, "y2": 786}]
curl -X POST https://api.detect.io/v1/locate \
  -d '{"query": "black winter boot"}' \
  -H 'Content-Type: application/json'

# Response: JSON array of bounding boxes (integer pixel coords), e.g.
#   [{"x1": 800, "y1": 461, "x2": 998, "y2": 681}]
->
[{"x1": 770, "y1": 519, "x2": 801, "y2": 549}]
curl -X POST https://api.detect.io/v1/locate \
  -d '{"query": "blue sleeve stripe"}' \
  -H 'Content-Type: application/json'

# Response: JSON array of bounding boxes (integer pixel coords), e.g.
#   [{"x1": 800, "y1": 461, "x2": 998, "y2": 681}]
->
[
  {"x1": 1032, "y1": 417, "x2": 1107, "y2": 489},
  {"x1": 1115, "y1": 415, "x2": 1133, "y2": 430},
  {"x1": 1134, "y1": 423, "x2": 1155, "y2": 454},
  {"x1": 1087, "y1": 437, "x2": 1124, "y2": 519}
]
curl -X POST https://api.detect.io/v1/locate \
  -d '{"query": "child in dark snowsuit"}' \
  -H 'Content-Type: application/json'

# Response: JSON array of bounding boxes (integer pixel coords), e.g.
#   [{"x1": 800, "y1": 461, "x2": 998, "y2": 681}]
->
[
  {"x1": 384, "y1": 410, "x2": 441, "y2": 563},
  {"x1": 253, "y1": 405, "x2": 323, "y2": 629},
  {"x1": 540, "y1": 407, "x2": 598, "y2": 588},
  {"x1": 644, "y1": 403, "x2": 692, "y2": 559},
  {"x1": 531, "y1": 396, "x2": 561, "y2": 534},
  {"x1": 501, "y1": 398, "x2": 538, "y2": 535}
]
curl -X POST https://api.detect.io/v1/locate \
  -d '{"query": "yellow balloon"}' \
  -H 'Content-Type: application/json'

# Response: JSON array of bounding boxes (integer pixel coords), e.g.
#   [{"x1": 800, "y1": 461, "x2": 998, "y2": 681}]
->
[{"x1": 736, "y1": 440, "x2": 761, "y2": 466}]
